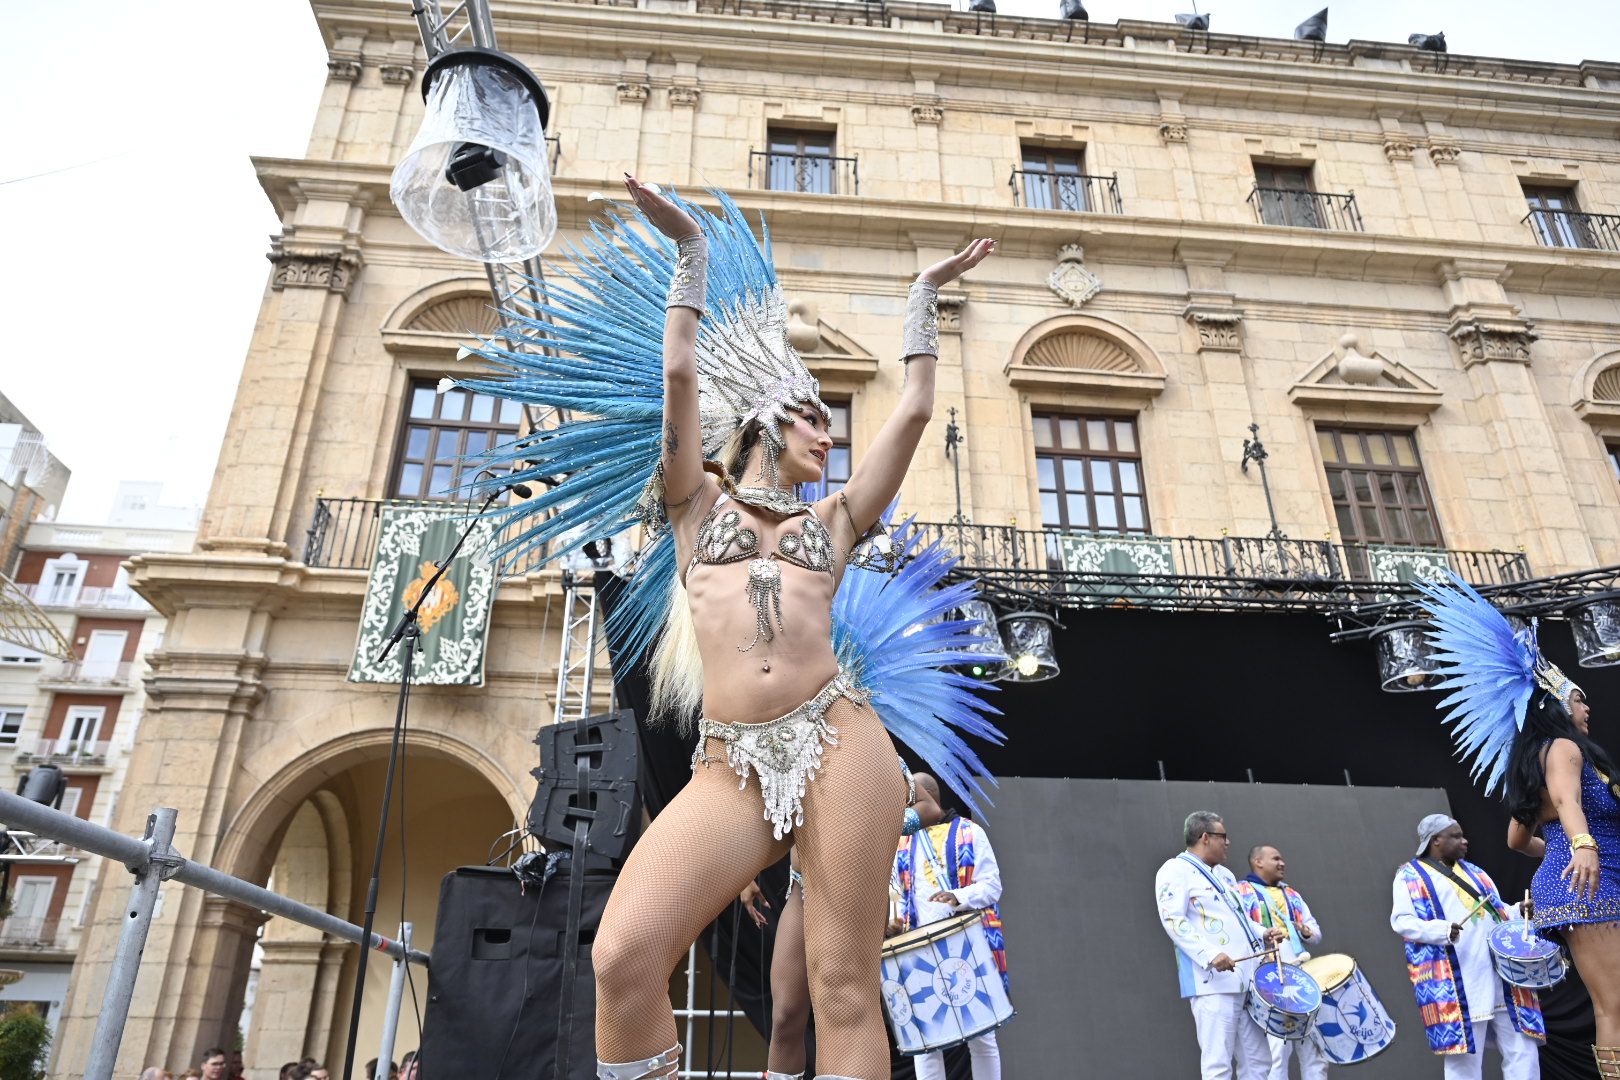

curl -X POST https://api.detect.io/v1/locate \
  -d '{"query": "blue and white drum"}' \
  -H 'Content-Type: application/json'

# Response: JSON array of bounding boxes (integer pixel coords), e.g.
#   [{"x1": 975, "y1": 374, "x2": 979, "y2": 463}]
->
[
  {"x1": 1244, "y1": 960, "x2": 1322, "y2": 1041},
  {"x1": 1489, "y1": 920, "x2": 1567, "y2": 990},
  {"x1": 879, "y1": 911, "x2": 1016, "y2": 1055},
  {"x1": 1301, "y1": 954, "x2": 1398, "y2": 1065}
]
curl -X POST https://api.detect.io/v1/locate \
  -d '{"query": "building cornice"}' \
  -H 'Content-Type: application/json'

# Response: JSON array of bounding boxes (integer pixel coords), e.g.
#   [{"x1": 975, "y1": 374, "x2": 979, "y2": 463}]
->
[{"x1": 254, "y1": 158, "x2": 1620, "y2": 295}]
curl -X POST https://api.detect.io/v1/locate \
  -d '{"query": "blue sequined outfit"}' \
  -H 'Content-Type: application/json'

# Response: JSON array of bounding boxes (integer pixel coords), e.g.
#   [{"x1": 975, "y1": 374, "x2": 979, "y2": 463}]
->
[{"x1": 1533, "y1": 761, "x2": 1620, "y2": 937}]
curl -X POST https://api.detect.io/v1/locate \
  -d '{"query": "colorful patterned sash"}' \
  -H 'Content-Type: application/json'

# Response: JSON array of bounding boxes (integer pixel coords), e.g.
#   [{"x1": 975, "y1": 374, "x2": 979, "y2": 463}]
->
[{"x1": 896, "y1": 818, "x2": 1009, "y2": 990}]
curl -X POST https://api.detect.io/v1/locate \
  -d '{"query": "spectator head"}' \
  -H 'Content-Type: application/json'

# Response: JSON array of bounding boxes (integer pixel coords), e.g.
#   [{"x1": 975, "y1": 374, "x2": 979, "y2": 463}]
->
[
  {"x1": 201, "y1": 1049, "x2": 228, "y2": 1080},
  {"x1": 399, "y1": 1051, "x2": 418, "y2": 1080},
  {"x1": 280, "y1": 1063, "x2": 301, "y2": 1080},
  {"x1": 232, "y1": 1051, "x2": 245, "y2": 1078},
  {"x1": 139, "y1": 1069, "x2": 167, "y2": 1080},
  {"x1": 307, "y1": 1066, "x2": 330, "y2": 1080}
]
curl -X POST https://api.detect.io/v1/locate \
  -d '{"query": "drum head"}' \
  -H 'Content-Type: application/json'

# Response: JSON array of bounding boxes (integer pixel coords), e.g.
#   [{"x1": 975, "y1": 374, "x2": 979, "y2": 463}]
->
[
  {"x1": 1253, "y1": 961, "x2": 1323, "y2": 1015},
  {"x1": 1300, "y1": 953, "x2": 1357, "y2": 993},
  {"x1": 1490, "y1": 921, "x2": 1559, "y2": 962},
  {"x1": 882, "y1": 911, "x2": 983, "y2": 958}
]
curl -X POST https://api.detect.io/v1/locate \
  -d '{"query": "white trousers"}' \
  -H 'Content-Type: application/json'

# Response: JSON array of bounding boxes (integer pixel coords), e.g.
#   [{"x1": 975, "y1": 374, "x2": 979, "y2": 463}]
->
[
  {"x1": 1269, "y1": 1033, "x2": 1328, "y2": 1080},
  {"x1": 912, "y1": 1032, "x2": 1000, "y2": 1080},
  {"x1": 1190, "y1": 993, "x2": 1272, "y2": 1080},
  {"x1": 1439, "y1": 1014, "x2": 1540, "y2": 1080}
]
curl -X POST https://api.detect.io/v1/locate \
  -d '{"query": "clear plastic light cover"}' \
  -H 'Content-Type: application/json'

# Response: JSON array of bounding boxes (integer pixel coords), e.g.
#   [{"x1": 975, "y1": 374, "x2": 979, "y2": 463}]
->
[
  {"x1": 391, "y1": 59, "x2": 556, "y2": 263},
  {"x1": 997, "y1": 612, "x2": 1060, "y2": 683},
  {"x1": 958, "y1": 598, "x2": 1011, "y2": 678},
  {"x1": 1570, "y1": 595, "x2": 1620, "y2": 668},
  {"x1": 1373, "y1": 621, "x2": 1441, "y2": 692}
]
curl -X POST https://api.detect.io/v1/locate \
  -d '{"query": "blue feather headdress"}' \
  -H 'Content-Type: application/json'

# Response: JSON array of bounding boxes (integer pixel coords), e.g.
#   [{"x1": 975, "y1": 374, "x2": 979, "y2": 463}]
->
[
  {"x1": 1415, "y1": 572, "x2": 1582, "y2": 795},
  {"x1": 833, "y1": 520, "x2": 1004, "y2": 814}
]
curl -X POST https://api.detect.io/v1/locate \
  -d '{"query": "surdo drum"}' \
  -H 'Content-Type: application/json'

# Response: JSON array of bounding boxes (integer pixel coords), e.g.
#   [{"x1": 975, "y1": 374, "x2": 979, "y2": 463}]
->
[
  {"x1": 1244, "y1": 960, "x2": 1322, "y2": 1041},
  {"x1": 1299, "y1": 953, "x2": 1398, "y2": 1064},
  {"x1": 1489, "y1": 921, "x2": 1567, "y2": 990},
  {"x1": 879, "y1": 911, "x2": 1016, "y2": 1054}
]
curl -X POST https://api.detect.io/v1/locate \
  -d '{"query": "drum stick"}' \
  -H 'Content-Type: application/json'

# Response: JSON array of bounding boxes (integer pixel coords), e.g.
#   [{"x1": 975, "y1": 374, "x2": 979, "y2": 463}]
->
[{"x1": 1459, "y1": 893, "x2": 1492, "y2": 924}]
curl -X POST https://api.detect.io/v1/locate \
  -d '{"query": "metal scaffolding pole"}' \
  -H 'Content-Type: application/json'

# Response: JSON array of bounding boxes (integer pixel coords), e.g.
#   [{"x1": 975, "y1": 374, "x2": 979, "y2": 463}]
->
[{"x1": 376, "y1": 922, "x2": 414, "y2": 1074}]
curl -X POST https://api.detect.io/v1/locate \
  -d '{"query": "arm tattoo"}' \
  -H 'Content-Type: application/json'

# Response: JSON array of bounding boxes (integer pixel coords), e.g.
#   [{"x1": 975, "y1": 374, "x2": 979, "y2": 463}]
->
[{"x1": 664, "y1": 418, "x2": 679, "y2": 456}]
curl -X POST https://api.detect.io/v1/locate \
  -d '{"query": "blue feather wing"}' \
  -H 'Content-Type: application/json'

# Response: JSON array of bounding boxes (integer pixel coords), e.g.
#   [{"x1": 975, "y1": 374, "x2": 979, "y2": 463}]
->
[
  {"x1": 833, "y1": 520, "x2": 1004, "y2": 815},
  {"x1": 1413, "y1": 572, "x2": 1536, "y2": 795}
]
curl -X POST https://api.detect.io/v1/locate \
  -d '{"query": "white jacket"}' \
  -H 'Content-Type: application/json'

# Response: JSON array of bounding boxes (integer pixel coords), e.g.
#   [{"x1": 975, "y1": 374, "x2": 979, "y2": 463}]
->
[{"x1": 1155, "y1": 853, "x2": 1264, "y2": 998}]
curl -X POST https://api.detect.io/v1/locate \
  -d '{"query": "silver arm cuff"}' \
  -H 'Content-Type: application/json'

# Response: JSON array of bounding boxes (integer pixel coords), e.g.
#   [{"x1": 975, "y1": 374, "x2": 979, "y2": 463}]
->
[
  {"x1": 899, "y1": 279, "x2": 940, "y2": 361},
  {"x1": 665, "y1": 234, "x2": 708, "y2": 315}
]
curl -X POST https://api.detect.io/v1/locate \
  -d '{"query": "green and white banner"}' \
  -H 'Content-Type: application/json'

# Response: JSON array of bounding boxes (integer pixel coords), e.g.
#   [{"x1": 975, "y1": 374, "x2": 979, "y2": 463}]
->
[{"x1": 348, "y1": 506, "x2": 499, "y2": 686}]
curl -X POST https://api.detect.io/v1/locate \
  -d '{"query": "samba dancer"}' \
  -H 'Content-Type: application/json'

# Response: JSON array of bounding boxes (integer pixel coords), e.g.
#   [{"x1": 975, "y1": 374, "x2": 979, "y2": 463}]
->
[
  {"x1": 1417, "y1": 575, "x2": 1620, "y2": 1075},
  {"x1": 1235, "y1": 845, "x2": 1327, "y2": 1080},
  {"x1": 447, "y1": 180, "x2": 999, "y2": 1080},
  {"x1": 1390, "y1": 815, "x2": 1542, "y2": 1080},
  {"x1": 1156, "y1": 811, "x2": 1287, "y2": 1080}
]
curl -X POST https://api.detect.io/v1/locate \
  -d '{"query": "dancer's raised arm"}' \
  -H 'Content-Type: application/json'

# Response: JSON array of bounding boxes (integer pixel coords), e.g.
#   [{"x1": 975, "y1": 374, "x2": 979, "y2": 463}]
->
[
  {"x1": 837, "y1": 238, "x2": 995, "y2": 535},
  {"x1": 625, "y1": 175, "x2": 708, "y2": 513}
]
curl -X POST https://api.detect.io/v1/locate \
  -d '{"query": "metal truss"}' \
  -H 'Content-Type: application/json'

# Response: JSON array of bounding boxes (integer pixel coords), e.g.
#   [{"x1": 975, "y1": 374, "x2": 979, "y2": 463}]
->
[
  {"x1": 552, "y1": 569, "x2": 607, "y2": 726},
  {"x1": 1329, "y1": 563, "x2": 1620, "y2": 641}
]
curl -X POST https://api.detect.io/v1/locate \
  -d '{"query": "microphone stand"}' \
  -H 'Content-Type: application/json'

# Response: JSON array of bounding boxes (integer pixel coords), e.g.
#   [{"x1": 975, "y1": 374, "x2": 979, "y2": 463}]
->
[{"x1": 339, "y1": 484, "x2": 509, "y2": 1080}]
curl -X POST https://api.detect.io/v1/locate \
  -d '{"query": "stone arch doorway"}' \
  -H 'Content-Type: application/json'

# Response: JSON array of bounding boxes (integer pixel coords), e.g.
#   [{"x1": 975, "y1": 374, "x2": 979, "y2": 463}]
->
[{"x1": 234, "y1": 743, "x2": 518, "y2": 1080}]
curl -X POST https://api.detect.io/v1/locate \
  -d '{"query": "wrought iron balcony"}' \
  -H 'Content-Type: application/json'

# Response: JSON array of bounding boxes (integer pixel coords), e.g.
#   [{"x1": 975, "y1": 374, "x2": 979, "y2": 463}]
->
[
  {"x1": 0, "y1": 916, "x2": 64, "y2": 949},
  {"x1": 18, "y1": 583, "x2": 148, "y2": 611},
  {"x1": 40, "y1": 661, "x2": 134, "y2": 687},
  {"x1": 913, "y1": 521, "x2": 1529, "y2": 613},
  {"x1": 1523, "y1": 208, "x2": 1620, "y2": 252},
  {"x1": 14, "y1": 738, "x2": 111, "y2": 766},
  {"x1": 1247, "y1": 187, "x2": 1364, "y2": 232},
  {"x1": 1009, "y1": 169, "x2": 1123, "y2": 214},
  {"x1": 748, "y1": 150, "x2": 859, "y2": 196},
  {"x1": 304, "y1": 496, "x2": 549, "y2": 576}
]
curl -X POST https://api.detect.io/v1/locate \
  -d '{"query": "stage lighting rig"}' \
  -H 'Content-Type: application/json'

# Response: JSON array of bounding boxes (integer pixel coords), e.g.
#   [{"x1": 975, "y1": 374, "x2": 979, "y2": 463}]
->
[
  {"x1": 1294, "y1": 8, "x2": 1327, "y2": 42},
  {"x1": 1408, "y1": 32, "x2": 1447, "y2": 52},
  {"x1": 1175, "y1": 12, "x2": 1211, "y2": 31},
  {"x1": 998, "y1": 611, "x2": 1061, "y2": 683}
]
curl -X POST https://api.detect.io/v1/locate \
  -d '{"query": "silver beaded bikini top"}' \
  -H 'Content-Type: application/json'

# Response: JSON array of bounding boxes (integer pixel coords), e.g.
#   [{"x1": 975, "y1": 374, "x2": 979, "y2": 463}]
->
[{"x1": 685, "y1": 494, "x2": 834, "y2": 582}]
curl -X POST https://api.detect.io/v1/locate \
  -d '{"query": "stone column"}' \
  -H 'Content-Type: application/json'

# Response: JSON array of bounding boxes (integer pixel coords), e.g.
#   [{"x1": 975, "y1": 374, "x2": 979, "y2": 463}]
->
[
  {"x1": 307, "y1": 939, "x2": 349, "y2": 1065},
  {"x1": 1174, "y1": 245, "x2": 1253, "y2": 535},
  {"x1": 909, "y1": 71, "x2": 944, "y2": 202},
  {"x1": 614, "y1": 54, "x2": 652, "y2": 176},
  {"x1": 909, "y1": 230, "x2": 975, "y2": 521},
  {"x1": 1156, "y1": 94, "x2": 1204, "y2": 217},
  {"x1": 244, "y1": 939, "x2": 328, "y2": 1080},
  {"x1": 666, "y1": 54, "x2": 702, "y2": 186},
  {"x1": 1377, "y1": 115, "x2": 1435, "y2": 239}
]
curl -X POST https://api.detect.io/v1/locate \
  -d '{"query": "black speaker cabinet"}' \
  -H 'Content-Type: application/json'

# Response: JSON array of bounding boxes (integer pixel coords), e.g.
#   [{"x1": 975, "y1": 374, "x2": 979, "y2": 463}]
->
[{"x1": 418, "y1": 864, "x2": 616, "y2": 1080}]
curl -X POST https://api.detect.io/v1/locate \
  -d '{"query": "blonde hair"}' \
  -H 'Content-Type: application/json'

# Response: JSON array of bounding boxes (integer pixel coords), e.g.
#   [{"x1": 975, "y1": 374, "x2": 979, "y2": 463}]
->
[{"x1": 647, "y1": 423, "x2": 759, "y2": 726}]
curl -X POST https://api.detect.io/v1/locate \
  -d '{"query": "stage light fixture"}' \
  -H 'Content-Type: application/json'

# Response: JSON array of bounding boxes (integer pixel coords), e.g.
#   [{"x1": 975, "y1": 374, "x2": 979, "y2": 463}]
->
[
  {"x1": 1408, "y1": 32, "x2": 1446, "y2": 52},
  {"x1": 1372, "y1": 621, "x2": 1442, "y2": 692},
  {"x1": 969, "y1": 0, "x2": 997, "y2": 12},
  {"x1": 1175, "y1": 13, "x2": 1211, "y2": 30},
  {"x1": 1568, "y1": 592, "x2": 1620, "y2": 668},
  {"x1": 16, "y1": 765, "x2": 65, "y2": 809},
  {"x1": 391, "y1": 47, "x2": 557, "y2": 263},
  {"x1": 1059, "y1": 0, "x2": 1088, "y2": 20},
  {"x1": 956, "y1": 598, "x2": 1011, "y2": 681},
  {"x1": 1294, "y1": 8, "x2": 1327, "y2": 41},
  {"x1": 998, "y1": 611, "x2": 1060, "y2": 683}
]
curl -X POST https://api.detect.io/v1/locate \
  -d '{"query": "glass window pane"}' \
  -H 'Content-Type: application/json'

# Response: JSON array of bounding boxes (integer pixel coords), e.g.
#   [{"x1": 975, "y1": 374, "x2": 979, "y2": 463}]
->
[
  {"x1": 1355, "y1": 502, "x2": 1383, "y2": 541},
  {"x1": 1086, "y1": 419, "x2": 1109, "y2": 450},
  {"x1": 1090, "y1": 460, "x2": 1115, "y2": 493},
  {"x1": 431, "y1": 464, "x2": 454, "y2": 493},
  {"x1": 1119, "y1": 461, "x2": 1140, "y2": 494},
  {"x1": 397, "y1": 463, "x2": 423, "y2": 496},
  {"x1": 1094, "y1": 498, "x2": 1118, "y2": 531},
  {"x1": 1335, "y1": 504, "x2": 1357, "y2": 540},
  {"x1": 829, "y1": 405, "x2": 849, "y2": 441},
  {"x1": 464, "y1": 430, "x2": 490, "y2": 456},
  {"x1": 1032, "y1": 416, "x2": 1053, "y2": 449},
  {"x1": 1124, "y1": 497, "x2": 1145, "y2": 530},
  {"x1": 1037, "y1": 457, "x2": 1056, "y2": 489},
  {"x1": 1393, "y1": 434, "x2": 1418, "y2": 468},
  {"x1": 440, "y1": 389, "x2": 467, "y2": 421},
  {"x1": 405, "y1": 427, "x2": 430, "y2": 460},
  {"x1": 433, "y1": 430, "x2": 461, "y2": 461},
  {"x1": 1326, "y1": 470, "x2": 1346, "y2": 500},
  {"x1": 1318, "y1": 430, "x2": 1339, "y2": 463},
  {"x1": 1401, "y1": 473, "x2": 1429, "y2": 507},
  {"x1": 828, "y1": 447, "x2": 851, "y2": 482},
  {"x1": 1351, "y1": 472, "x2": 1375, "y2": 504},
  {"x1": 1040, "y1": 492, "x2": 1061, "y2": 525},
  {"x1": 1058, "y1": 418, "x2": 1081, "y2": 448},
  {"x1": 1062, "y1": 459, "x2": 1087, "y2": 491},
  {"x1": 1341, "y1": 436, "x2": 1366, "y2": 465},
  {"x1": 1114, "y1": 421, "x2": 1136, "y2": 453},
  {"x1": 499, "y1": 399, "x2": 522, "y2": 425},
  {"x1": 469, "y1": 394, "x2": 495, "y2": 423},
  {"x1": 1066, "y1": 495, "x2": 1090, "y2": 528},
  {"x1": 1367, "y1": 435, "x2": 1392, "y2": 466},
  {"x1": 1412, "y1": 509, "x2": 1438, "y2": 545},
  {"x1": 410, "y1": 386, "x2": 436, "y2": 418}
]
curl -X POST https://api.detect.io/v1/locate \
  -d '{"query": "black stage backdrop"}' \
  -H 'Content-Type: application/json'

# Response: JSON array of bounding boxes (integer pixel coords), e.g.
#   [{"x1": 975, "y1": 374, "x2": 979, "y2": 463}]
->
[{"x1": 599, "y1": 575, "x2": 1611, "y2": 1079}]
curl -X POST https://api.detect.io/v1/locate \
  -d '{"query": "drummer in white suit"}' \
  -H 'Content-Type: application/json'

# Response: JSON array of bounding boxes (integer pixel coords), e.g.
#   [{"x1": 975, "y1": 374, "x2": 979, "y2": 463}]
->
[{"x1": 1156, "y1": 811, "x2": 1288, "y2": 1080}]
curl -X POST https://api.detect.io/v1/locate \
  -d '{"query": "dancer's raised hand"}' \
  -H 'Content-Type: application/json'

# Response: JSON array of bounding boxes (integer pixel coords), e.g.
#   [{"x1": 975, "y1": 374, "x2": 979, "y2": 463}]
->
[
  {"x1": 919, "y1": 237, "x2": 997, "y2": 288},
  {"x1": 624, "y1": 173, "x2": 702, "y2": 241}
]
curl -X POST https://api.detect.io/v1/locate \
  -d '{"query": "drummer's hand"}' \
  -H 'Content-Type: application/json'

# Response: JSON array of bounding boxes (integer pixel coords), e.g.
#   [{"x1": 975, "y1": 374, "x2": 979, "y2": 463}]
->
[
  {"x1": 739, "y1": 881, "x2": 770, "y2": 930},
  {"x1": 930, "y1": 890, "x2": 960, "y2": 906},
  {"x1": 1211, "y1": 953, "x2": 1236, "y2": 972},
  {"x1": 1523, "y1": 898, "x2": 1536, "y2": 921},
  {"x1": 886, "y1": 918, "x2": 905, "y2": 937},
  {"x1": 1263, "y1": 927, "x2": 1288, "y2": 945},
  {"x1": 623, "y1": 175, "x2": 702, "y2": 241},
  {"x1": 1562, "y1": 846, "x2": 1601, "y2": 901},
  {"x1": 1448, "y1": 923, "x2": 1463, "y2": 943}
]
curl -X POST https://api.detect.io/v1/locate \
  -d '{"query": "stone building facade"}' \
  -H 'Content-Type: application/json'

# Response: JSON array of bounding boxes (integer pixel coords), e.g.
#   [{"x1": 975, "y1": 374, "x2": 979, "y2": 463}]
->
[{"x1": 50, "y1": 0, "x2": 1620, "y2": 1074}]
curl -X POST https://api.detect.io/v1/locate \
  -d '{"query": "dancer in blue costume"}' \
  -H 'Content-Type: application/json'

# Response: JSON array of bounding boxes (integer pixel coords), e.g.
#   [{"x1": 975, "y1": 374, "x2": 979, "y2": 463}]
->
[
  {"x1": 443, "y1": 177, "x2": 998, "y2": 1080},
  {"x1": 1418, "y1": 574, "x2": 1620, "y2": 1076}
]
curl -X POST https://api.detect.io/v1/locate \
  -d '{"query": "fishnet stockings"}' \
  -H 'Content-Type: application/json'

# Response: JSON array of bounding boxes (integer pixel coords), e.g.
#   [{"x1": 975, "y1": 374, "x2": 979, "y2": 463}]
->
[{"x1": 595, "y1": 697, "x2": 905, "y2": 1080}]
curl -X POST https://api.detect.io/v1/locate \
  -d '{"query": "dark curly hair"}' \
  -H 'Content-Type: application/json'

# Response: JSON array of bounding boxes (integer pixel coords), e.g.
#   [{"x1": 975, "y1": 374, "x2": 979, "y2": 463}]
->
[{"x1": 1504, "y1": 686, "x2": 1620, "y2": 827}]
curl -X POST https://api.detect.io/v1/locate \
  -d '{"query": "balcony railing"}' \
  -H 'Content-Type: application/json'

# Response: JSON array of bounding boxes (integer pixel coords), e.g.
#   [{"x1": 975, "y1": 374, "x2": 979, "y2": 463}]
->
[
  {"x1": 0, "y1": 917, "x2": 64, "y2": 948},
  {"x1": 18, "y1": 583, "x2": 148, "y2": 611},
  {"x1": 41, "y1": 661, "x2": 133, "y2": 687},
  {"x1": 15, "y1": 738, "x2": 111, "y2": 766},
  {"x1": 1247, "y1": 187, "x2": 1364, "y2": 232},
  {"x1": 747, "y1": 150, "x2": 859, "y2": 196},
  {"x1": 1009, "y1": 169, "x2": 1123, "y2": 214},
  {"x1": 1523, "y1": 208, "x2": 1620, "y2": 252},
  {"x1": 304, "y1": 496, "x2": 549, "y2": 576},
  {"x1": 913, "y1": 521, "x2": 1529, "y2": 612}
]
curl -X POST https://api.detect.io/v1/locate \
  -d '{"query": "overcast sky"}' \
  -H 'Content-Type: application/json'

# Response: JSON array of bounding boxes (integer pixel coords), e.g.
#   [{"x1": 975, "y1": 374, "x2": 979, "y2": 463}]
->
[{"x1": 2, "y1": 1, "x2": 1612, "y2": 524}]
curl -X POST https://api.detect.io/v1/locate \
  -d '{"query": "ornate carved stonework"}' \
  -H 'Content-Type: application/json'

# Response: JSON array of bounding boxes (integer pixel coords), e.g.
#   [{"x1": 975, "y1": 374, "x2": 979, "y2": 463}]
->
[
  {"x1": 1448, "y1": 317, "x2": 1537, "y2": 366},
  {"x1": 669, "y1": 85, "x2": 701, "y2": 107},
  {"x1": 1382, "y1": 137, "x2": 1415, "y2": 162},
  {"x1": 936, "y1": 291, "x2": 966, "y2": 334},
  {"x1": 1182, "y1": 306, "x2": 1244, "y2": 352},
  {"x1": 1158, "y1": 122, "x2": 1188, "y2": 144},
  {"x1": 327, "y1": 58, "x2": 362, "y2": 82},
  {"x1": 1047, "y1": 246, "x2": 1102, "y2": 308},
  {"x1": 1428, "y1": 143, "x2": 1461, "y2": 166},
  {"x1": 617, "y1": 82, "x2": 650, "y2": 103},
  {"x1": 911, "y1": 103, "x2": 944, "y2": 125},
  {"x1": 268, "y1": 245, "x2": 361, "y2": 296},
  {"x1": 379, "y1": 64, "x2": 414, "y2": 87}
]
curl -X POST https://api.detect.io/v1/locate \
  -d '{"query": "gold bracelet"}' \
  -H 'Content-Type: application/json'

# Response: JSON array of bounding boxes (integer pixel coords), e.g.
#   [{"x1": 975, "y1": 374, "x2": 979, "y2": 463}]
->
[{"x1": 1571, "y1": 832, "x2": 1599, "y2": 852}]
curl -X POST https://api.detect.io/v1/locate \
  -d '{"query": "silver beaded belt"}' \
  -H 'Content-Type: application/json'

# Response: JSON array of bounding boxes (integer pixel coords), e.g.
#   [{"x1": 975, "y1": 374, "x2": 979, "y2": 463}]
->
[{"x1": 692, "y1": 671, "x2": 869, "y2": 839}]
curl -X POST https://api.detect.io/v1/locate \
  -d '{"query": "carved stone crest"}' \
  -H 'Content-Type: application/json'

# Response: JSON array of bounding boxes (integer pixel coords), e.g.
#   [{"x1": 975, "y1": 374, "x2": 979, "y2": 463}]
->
[
  {"x1": 617, "y1": 82, "x2": 650, "y2": 103},
  {"x1": 1428, "y1": 143, "x2": 1461, "y2": 166},
  {"x1": 327, "y1": 58, "x2": 362, "y2": 82},
  {"x1": 911, "y1": 103, "x2": 944, "y2": 125},
  {"x1": 1448, "y1": 318, "x2": 1537, "y2": 366},
  {"x1": 380, "y1": 64, "x2": 414, "y2": 87},
  {"x1": 1382, "y1": 137, "x2": 1415, "y2": 162},
  {"x1": 1047, "y1": 246, "x2": 1102, "y2": 308},
  {"x1": 669, "y1": 85, "x2": 701, "y2": 107},
  {"x1": 268, "y1": 245, "x2": 361, "y2": 296},
  {"x1": 1183, "y1": 307, "x2": 1243, "y2": 352},
  {"x1": 1158, "y1": 122, "x2": 1188, "y2": 144},
  {"x1": 937, "y1": 291, "x2": 965, "y2": 334}
]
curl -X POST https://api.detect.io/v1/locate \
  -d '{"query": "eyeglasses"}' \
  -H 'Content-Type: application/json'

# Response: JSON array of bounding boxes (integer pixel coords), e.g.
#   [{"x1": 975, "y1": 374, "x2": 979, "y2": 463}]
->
[{"x1": 1207, "y1": 831, "x2": 1230, "y2": 841}]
